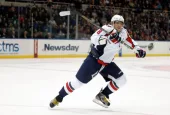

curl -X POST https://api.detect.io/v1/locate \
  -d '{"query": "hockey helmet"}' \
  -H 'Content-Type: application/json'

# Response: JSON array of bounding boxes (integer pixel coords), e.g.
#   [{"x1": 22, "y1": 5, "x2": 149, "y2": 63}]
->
[{"x1": 111, "y1": 15, "x2": 124, "y2": 23}]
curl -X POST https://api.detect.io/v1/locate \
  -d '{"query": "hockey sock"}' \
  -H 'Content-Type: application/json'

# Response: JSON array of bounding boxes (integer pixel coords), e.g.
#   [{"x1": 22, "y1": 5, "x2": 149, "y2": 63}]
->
[
  {"x1": 58, "y1": 82, "x2": 75, "y2": 99},
  {"x1": 102, "y1": 81, "x2": 119, "y2": 98}
]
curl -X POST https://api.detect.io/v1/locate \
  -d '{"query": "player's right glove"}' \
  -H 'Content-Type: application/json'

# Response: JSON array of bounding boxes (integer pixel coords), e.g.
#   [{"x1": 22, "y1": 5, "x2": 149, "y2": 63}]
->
[
  {"x1": 109, "y1": 32, "x2": 122, "y2": 43},
  {"x1": 136, "y1": 49, "x2": 146, "y2": 58}
]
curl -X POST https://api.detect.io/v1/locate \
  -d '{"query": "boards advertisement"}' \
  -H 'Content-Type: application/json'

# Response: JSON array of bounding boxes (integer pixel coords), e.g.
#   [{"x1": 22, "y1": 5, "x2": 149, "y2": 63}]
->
[
  {"x1": 0, "y1": 39, "x2": 34, "y2": 58},
  {"x1": 38, "y1": 40, "x2": 90, "y2": 58},
  {"x1": 0, "y1": 39, "x2": 169, "y2": 58}
]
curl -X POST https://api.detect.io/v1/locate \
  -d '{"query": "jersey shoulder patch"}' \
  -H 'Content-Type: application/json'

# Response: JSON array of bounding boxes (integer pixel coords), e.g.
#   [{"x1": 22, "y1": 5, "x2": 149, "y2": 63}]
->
[{"x1": 102, "y1": 25, "x2": 114, "y2": 33}]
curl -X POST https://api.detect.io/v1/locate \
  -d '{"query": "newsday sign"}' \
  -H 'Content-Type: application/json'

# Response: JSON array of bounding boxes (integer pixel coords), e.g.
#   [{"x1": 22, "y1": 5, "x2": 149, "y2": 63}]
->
[
  {"x1": 0, "y1": 39, "x2": 169, "y2": 58},
  {"x1": 37, "y1": 40, "x2": 90, "y2": 58}
]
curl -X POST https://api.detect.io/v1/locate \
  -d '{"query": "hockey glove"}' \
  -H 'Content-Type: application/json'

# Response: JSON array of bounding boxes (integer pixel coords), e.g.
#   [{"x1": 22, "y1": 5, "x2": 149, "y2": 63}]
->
[
  {"x1": 136, "y1": 49, "x2": 146, "y2": 58},
  {"x1": 109, "y1": 32, "x2": 122, "y2": 43}
]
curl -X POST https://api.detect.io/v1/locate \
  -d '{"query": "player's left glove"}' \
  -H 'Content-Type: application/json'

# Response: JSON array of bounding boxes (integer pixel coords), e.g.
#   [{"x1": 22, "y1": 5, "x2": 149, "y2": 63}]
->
[{"x1": 136, "y1": 49, "x2": 146, "y2": 58}]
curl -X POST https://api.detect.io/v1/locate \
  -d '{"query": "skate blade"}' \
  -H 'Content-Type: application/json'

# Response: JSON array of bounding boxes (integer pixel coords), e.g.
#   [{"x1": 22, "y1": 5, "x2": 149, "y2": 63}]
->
[{"x1": 92, "y1": 99, "x2": 108, "y2": 108}]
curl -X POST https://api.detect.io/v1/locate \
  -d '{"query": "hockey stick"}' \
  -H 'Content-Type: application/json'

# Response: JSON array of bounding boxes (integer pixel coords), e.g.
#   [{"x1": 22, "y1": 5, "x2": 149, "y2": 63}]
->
[
  {"x1": 59, "y1": 11, "x2": 108, "y2": 33},
  {"x1": 59, "y1": 10, "x2": 113, "y2": 44},
  {"x1": 59, "y1": 10, "x2": 133, "y2": 49}
]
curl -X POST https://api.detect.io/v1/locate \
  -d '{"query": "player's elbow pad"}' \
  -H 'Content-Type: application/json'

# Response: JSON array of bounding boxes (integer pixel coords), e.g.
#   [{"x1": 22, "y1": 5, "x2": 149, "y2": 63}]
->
[{"x1": 98, "y1": 36, "x2": 107, "y2": 45}]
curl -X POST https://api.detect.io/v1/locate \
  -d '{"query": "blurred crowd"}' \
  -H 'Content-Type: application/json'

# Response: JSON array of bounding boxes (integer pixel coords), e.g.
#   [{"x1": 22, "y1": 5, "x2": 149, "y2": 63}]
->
[
  {"x1": 5, "y1": 0, "x2": 170, "y2": 10},
  {"x1": 0, "y1": 0, "x2": 170, "y2": 40}
]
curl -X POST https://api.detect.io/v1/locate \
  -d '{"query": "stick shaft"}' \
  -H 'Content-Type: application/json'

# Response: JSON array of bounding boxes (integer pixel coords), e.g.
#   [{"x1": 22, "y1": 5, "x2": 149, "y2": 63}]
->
[{"x1": 76, "y1": 11, "x2": 108, "y2": 33}]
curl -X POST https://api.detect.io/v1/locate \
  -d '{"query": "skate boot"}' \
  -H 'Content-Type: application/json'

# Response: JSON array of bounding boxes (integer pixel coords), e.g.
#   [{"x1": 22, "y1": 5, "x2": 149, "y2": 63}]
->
[
  {"x1": 49, "y1": 95, "x2": 63, "y2": 108},
  {"x1": 93, "y1": 90, "x2": 110, "y2": 108}
]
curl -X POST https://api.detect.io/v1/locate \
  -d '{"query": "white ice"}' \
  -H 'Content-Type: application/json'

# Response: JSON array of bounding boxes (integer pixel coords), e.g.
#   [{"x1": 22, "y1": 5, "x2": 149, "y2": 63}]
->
[{"x1": 0, "y1": 57, "x2": 170, "y2": 115}]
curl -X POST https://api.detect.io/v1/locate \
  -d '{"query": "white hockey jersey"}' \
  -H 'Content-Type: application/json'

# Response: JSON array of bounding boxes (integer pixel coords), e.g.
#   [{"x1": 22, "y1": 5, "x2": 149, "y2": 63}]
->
[{"x1": 90, "y1": 24, "x2": 140, "y2": 64}]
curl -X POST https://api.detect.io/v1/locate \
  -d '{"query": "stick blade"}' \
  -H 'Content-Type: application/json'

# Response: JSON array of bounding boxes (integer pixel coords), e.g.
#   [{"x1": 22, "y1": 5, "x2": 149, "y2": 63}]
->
[{"x1": 59, "y1": 11, "x2": 71, "y2": 16}]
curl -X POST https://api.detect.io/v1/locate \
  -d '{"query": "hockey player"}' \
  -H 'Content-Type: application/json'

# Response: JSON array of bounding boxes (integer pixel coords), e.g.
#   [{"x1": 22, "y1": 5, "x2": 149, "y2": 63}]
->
[{"x1": 49, "y1": 14, "x2": 146, "y2": 108}]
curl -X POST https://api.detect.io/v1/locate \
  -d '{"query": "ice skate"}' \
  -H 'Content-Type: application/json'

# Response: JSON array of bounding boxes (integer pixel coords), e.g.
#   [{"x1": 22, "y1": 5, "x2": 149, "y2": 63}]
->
[
  {"x1": 93, "y1": 90, "x2": 110, "y2": 108},
  {"x1": 49, "y1": 95, "x2": 63, "y2": 108}
]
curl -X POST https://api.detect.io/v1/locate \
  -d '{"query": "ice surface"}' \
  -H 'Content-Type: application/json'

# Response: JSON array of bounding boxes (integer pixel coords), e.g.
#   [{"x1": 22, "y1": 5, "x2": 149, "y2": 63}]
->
[{"x1": 0, "y1": 57, "x2": 170, "y2": 115}]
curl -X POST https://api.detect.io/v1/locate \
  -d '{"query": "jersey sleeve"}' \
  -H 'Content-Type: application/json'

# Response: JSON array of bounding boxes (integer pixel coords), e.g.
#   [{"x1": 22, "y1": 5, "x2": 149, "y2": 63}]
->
[{"x1": 120, "y1": 28, "x2": 140, "y2": 50}]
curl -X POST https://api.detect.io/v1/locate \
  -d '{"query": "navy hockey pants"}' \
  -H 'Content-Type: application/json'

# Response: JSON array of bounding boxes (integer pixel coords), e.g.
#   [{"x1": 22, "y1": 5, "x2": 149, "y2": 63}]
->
[{"x1": 76, "y1": 54, "x2": 124, "y2": 83}]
